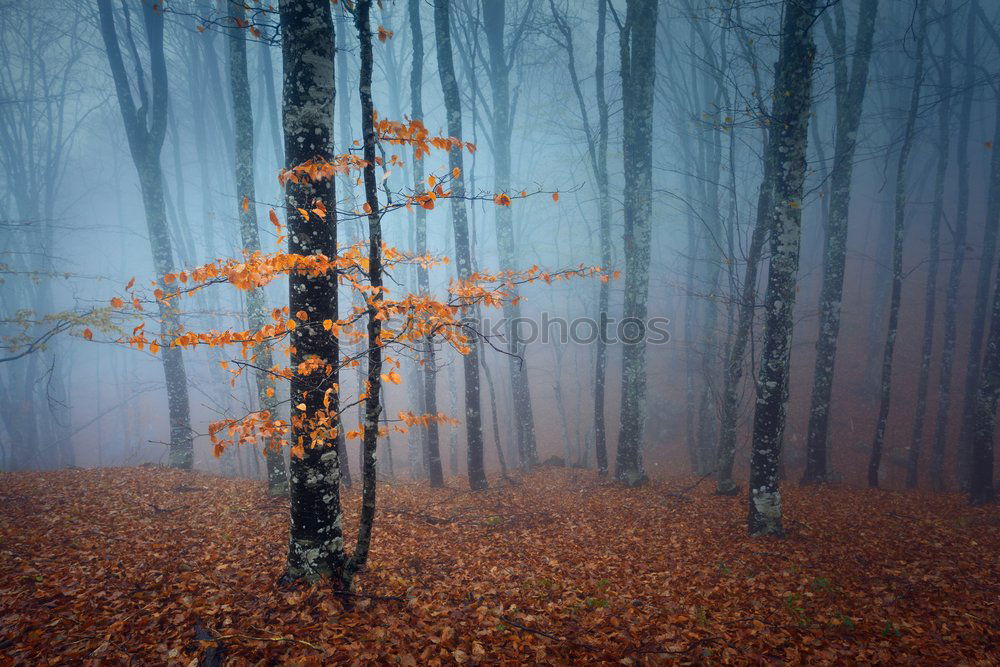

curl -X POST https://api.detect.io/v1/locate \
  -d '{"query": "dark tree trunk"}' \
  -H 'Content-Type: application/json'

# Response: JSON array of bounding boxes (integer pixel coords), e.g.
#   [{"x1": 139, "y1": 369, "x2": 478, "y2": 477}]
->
[
  {"x1": 908, "y1": 11, "x2": 953, "y2": 488},
  {"x1": 227, "y1": 0, "x2": 289, "y2": 496},
  {"x1": 434, "y1": 0, "x2": 487, "y2": 491},
  {"x1": 802, "y1": 0, "x2": 879, "y2": 484},
  {"x1": 279, "y1": 0, "x2": 345, "y2": 583},
  {"x1": 97, "y1": 0, "x2": 193, "y2": 470},
  {"x1": 930, "y1": 5, "x2": 976, "y2": 491},
  {"x1": 868, "y1": 0, "x2": 926, "y2": 489},
  {"x1": 409, "y1": 0, "x2": 444, "y2": 487},
  {"x1": 969, "y1": 271, "x2": 1000, "y2": 505},
  {"x1": 614, "y1": 0, "x2": 658, "y2": 486},
  {"x1": 746, "y1": 0, "x2": 818, "y2": 537}
]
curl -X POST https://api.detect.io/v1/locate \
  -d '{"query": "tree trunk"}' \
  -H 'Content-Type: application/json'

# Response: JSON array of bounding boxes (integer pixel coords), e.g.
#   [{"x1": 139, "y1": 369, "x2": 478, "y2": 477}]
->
[
  {"x1": 614, "y1": 0, "x2": 658, "y2": 486},
  {"x1": 97, "y1": 0, "x2": 193, "y2": 470},
  {"x1": 279, "y1": 0, "x2": 345, "y2": 583},
  {"x1": 930, "y1": 4, "x2": 976, "y2": 491},
  {"x1": 409, "y1": 0, "x2": 444, "y2": 487},
  {"x1": 434, "y1": 0, "x2": 487, "y2": 490},
  {"x1": 746, "y1": 0, "x2": 817, "y2": 537},
  {"x1": 483, "y1": 0, "x2": 538, "y2": 469},
  {"x1": 227, "y1": 0, "x2": 289, "y2": 496},
  {"x1": 802, "y1": 0, "x2": 879, "y2": 484},
  {"x1": 908, "y1": 13, "x2": 953, "y2": 488},
  {"x1": 868, "y1": 0, "x2": 926, "y2": 489}
]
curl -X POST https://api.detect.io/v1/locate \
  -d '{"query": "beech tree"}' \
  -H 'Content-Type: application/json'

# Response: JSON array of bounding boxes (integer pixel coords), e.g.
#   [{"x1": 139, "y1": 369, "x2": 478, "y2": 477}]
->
[
  {"x1": 747, "y1": 0, "x2": 818, "y2": 537},
  {"x1": 97, "y1": 0, "x2": 193, "y2": 470}
]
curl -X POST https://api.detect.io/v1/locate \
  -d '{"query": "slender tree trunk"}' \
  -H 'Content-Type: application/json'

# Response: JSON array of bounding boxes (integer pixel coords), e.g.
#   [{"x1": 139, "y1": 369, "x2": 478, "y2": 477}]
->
[
  {"x1": 802, "y1": 0, "x2": 879, "y2": 484},
  {"x1": 409, "y1": 0, "x2": 444, "y2": 487},
  {"x1": 615, "y1": 0, "x2": 658, "y2": 486},
  {"x1": 746, "y1": 0, "x2": 818, "y2": 537},
  {"x1": 97, "y1": 0, "x2": 193, "y2": 470},
  {"x1": 227, "y1": 0, "x2": 289, "y2": 496},
  {"x1": 969, "y1": 269, "x2": 1000, "y2": 505},
  {"x1": 434, "y1": 0, "x2": 487, "y2": 490},
  {"x1": 908, "y1": 17, "x2": 953, "y2": 488},
  {"x1": 483, "y1": 0, "x2": 538, "y2": 469},
  {"x1": 868, "y1": 0, "x2": 926, "y2": 489},
  {"x1": 279, "y1": 0, "x2": 345, "y2": 584},
  {"x1": 930, "y1": 5, "x2": 976, "y2": 491}
]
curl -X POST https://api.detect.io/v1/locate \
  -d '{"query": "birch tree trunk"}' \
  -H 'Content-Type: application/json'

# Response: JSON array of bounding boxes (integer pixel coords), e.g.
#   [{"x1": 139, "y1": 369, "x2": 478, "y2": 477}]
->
[
  {"x1": 615, "y1": 0, "x2": 658, "y2": 487},
  {"x1": 801, "y1": 0, "x2": 879, "y2": 484},
  {"x1": 746, "y1": 0, "x2": 817, "y2": 537},
  {"x1": 97, "y1": 0, "x2": 193, "y2": 470},
  {"x1": 227, "y1": 0, "x2": 289, "y2": 496},
  {"x1": 279, "y1": 0, "x2": 346, "y2": 583},
  {"x1": 868, "y1": 0, "x2": 926, "y2": 489},
  {"x1": 434, "y1": 0, "x2": 487, "y2": 490}
]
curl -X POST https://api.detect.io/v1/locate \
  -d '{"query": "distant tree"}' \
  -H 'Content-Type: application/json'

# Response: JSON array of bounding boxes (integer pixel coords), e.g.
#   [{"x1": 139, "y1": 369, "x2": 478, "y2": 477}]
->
[
  {"x1": 868, "y1": 0, "x2": 926, "y2": 489},
  {"x1": 97, "y1": 0, "x2": 193, "y2": 469},
  {"x1": 434, "y1": 0, "x2": 487, "y2": 491},
  {"x1": 747, "y1": 0, "x2": 818, "y2": 537},
  {"x1": 226, "y1": 0, "x2": 288, "y2": 496},
  {"x1": 801, "y1": 0, "x2": 879, "y2": 485}
]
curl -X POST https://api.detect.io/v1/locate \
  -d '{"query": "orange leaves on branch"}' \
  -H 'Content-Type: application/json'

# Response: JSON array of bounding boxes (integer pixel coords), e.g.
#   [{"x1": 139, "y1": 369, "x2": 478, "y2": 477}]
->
[
  {"x1": 552, "y1": 192, "x2": 559, "y2": 202},
  {"x1": 82, "y1": 328, "x2": 93, "y2": 341},
  {"x1": 362, "y1": 201, "x2": 373, "y2": 215},
  {"x1": 377, "y1": 26, "x2": 393, "y2": 42},
  {"x1": 110, "y1": 297, "x2": 124, "y2": 309},
  {"x1": 493, "y1": 193, "x2": 512, "y2": 207}
]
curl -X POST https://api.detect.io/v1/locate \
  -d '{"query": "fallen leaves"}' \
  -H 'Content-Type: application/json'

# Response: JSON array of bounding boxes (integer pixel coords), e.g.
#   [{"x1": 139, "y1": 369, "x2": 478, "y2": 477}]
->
[{"x1": 0, "y1": 467, "x2": 996, "y2": 663}]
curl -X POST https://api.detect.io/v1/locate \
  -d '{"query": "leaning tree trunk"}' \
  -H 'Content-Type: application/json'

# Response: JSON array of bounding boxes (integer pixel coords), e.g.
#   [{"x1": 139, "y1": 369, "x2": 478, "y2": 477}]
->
[
  {"x1": 409, "y1": 0, "x2": 445, "y2": 487},
  {"x1": 801, "y1": 0, "x2": 879, "y2": 484},
  {"x1": 227, "y1": 0, "x2": 288, "y2": 496},
  {"x1": 930, "y1": 6, "x2": 976, "y2": 491},
  {"x1": 746, "y1": 0, "x2": 817, "y2": 537},
  {"x1": 868, "y1": 0, "x2": 926, "y2": 489},
  {"x1": 434, "y1": 0, "x2": 487, "y2": 490},
  {"x1": 279, "y1": 0, "x2": 345, "y2": 584},
  {"x1": 907, "y1": 14, "x2": 953, "y2": 488},
  {"x1": 97, "y1": 0, "x2": 193, "y2": 469},
  {"x1": 483, "y1": 0, "x2": 539, "y2": 469},
  {"x1": 614, "y1": 0, "x2": 658, "y2": 486}
]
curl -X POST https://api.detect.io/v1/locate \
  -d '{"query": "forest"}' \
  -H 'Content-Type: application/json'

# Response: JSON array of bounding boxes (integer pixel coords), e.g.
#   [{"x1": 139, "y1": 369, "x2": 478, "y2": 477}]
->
[{"x1": 1, "y1": 0, "x2": 998, "y2": 662}]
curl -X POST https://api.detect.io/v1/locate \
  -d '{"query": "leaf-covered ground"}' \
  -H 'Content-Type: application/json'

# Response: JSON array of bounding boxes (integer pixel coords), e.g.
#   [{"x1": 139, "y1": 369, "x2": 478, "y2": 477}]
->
[{"x1": 1, "y1": 467, "x2": 997, "y2": 664}]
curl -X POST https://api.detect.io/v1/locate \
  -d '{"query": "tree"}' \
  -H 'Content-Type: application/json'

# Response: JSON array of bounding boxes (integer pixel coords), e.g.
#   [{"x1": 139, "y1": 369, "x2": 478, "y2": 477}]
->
[
  {"x1": 278, "y1": 0, "x2": 344, "y2": 583},
  {"x1": 226, "y1": 0, "x2": 289, "y2": 496},
  {"x1": 907, "y1": 2, "x2": 954, "y2": 488},
  {"x1": 409, "y1": 0, "x2": 445, "y2": 487},
  {"x1": 482, "y1": 0, "x2": 539, "y2": 469},
  {"x1": 615, "y1": 0, "x2": 658, "y2": 486},
  {"x1": 434, "y1": 0, "x2": 487, "y2": 491},
  {"x1": 97, "y1": 0, "x2": 193, "y2": 469},
  {"x1": 801, "y1": 0, "x2": 879, "y2": 484},
  {"x1": 746, "y1": 0, "x2": 818, "y2": 537},
  {"x1": 868, "y1": 0, "x2": 926, "y2": 489}
]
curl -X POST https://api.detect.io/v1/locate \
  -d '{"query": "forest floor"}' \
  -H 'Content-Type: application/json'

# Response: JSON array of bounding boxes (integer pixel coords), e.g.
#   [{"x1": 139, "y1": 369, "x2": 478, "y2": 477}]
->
[{"x1": 0, "y1": 466, "x2": 997, "y2": 665}]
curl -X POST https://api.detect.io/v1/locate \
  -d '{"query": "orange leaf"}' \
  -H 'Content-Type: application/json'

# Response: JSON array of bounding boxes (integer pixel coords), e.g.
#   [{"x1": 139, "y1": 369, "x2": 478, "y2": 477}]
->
[
  {"x1": 363, "y1": 201, "x2": 373, "y2": 215},
  {"x1": 241, "y1": 195, "x2": 249, "y2": 212},
  {"x1": 552, "y1": 192, "x2": 559, "y2": 202},
  {"x1": 82, "y1": 328, "x2": 93, "y2": 341}
]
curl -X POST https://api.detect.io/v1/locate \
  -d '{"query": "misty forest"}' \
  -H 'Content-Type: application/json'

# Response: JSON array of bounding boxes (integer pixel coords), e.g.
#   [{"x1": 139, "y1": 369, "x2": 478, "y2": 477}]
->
[{"x1": 1, "y1": 0, "x2": 998, "y2": 662}]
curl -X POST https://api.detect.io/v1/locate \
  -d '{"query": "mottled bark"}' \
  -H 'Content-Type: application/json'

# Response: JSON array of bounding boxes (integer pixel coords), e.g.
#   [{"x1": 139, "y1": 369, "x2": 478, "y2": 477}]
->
[
  {"x1": 279, "y1": 0, "x2": 345, "y2": 583},
  {"x1": 868, "y1": 0, "x2": 926, "y2": 489},
  {"x1": 97, "y1": 0, "x2": 193, "y2": 470},
  {"x1": 930, "y1": 5, "x2": 976, "y2": 491},
  {"x1": 615, "y1": 0, "x2": 658, "y2": 486},
  {"x1": 409, "y1": 0, "x2": 444, "y2": 487},
  {"x1": 434, "y1": 0, "x2": 487, "y2": 490},
  {"x1": 802, "y1": 0, "x2": 879, "y2": 484},
  {"x1": 227, "y1": 0, "x2": 289, "y2": 496},
  {"x1": 747, "y1": 0, "x2": 817, "y2": 537},
  {"x1": 908, "y1": 17, "x2": 953, "y2": 488}
]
